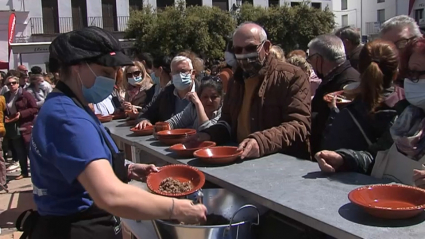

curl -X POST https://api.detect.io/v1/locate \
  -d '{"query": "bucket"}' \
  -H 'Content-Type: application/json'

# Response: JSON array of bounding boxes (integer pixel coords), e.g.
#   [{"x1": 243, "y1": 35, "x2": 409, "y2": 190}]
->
[{"x1": 152, "y1": 188, "x2": 263, "y2": 239}]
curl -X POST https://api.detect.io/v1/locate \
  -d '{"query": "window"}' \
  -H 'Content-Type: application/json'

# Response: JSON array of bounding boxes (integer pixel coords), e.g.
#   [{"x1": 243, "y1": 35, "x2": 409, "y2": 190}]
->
[
  {"x1": 129, "y1": 0, "x2": 143, "y2": 11},
  {"x1": 157, "y1": 0, "x2": 174, "y2": 9},
  {"x1": 269, "y1": 0, "x2": 279, "y2": 7},
  {"x1": 341, "y1": 0, "x2": 347, "y2": 10},
  {"x1": 311, "y1": 2, "x2": 321, "y2": 9},
  {"x1": 212, "y1": 0, "x2": 228, "y2": 10},
  {"x1": 415, "y1": 9, "x2": 424, "y2": 23},
  {"x1": 377, "y1": 9, "x2": 385, "y2": 23},
  {"x1": 291, "y1": 2, "x2": 301, "y2": 7},
  {"x1": 102, "y1": 0, "x2": 117, "y2": 32},
  {"x1": 71, "y1": 0, "x2": 87, "y2": 30},
  {"x1": 186, "y1": 0, "x2": 202, "y2": 7},
  {"x1": 41, "y1": 0, "x2": 59, "y2": 34},
  {"x1": 377, "y1": 0, "x2": 385, "y2": 3},
  {"x1": 341, "y1": 14, "x2": 348, "y2": 26}
]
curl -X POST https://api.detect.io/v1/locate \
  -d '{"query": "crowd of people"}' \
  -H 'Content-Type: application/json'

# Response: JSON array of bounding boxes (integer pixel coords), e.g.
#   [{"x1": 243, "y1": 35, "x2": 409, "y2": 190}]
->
[{"x1": 0, "y1": 13, "x2": 424, "y2": 238}]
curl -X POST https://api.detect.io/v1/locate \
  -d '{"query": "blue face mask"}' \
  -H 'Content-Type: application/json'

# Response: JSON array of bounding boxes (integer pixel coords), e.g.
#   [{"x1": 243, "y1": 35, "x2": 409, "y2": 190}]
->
[
  {"x1": 151, "y1": 72, "x2": 160, "y2": 85},
  {"x1": 172, "y1": 72, "x2": 192, "y2": 90},
  {"x1": 128, "y1": 76, "x2": 142, "y2": 86},
  {"x1": 80, "y1": 64, "x2": 115, "y2": 104},
  {"x1": 404, "y1": 78, "x2": 425, "y2": 111}
]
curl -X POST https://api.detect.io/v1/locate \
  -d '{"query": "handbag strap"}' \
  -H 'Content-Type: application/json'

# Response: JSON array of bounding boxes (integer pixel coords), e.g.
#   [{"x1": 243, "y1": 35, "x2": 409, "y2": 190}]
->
[{"x1": 347, "y1": 109, "x2": 373, "y2": 146}]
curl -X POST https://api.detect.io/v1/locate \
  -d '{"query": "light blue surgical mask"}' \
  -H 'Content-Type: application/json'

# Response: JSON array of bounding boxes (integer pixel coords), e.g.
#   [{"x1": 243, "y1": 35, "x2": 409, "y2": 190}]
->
[
  {"x1": 151, "y1": 72, "x2": 160, "y2": 85},
  {"x1": 128, "y1": 76, "x2": 142, "y2": 86},
  {"x1": 80, "y1": 63, "x2": 115, "y2": 104},
  {"x1": 172, "y1": 72, "x2": 192, "y2": 90},
  {"x1": 404, "y1": 78, "x2": 425, "y2": 111}
]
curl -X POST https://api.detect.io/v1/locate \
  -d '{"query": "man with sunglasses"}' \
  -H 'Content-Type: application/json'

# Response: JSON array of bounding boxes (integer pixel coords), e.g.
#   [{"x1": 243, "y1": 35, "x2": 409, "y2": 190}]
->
[{"x1": 190, "y1": 22, "x2": 312, "y2": 160}]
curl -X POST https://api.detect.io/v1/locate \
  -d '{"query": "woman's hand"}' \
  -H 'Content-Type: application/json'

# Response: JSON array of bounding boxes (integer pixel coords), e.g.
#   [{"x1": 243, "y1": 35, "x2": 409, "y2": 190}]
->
[
  {"x1": 173, "y1": 199, "x2": 207, "y2": 224},
  {"x1": 328, "y1": 95, "x2": 338, "y2": 110},
  {"x1": 413, "y1": 169, "x2": 425, "y2": 189},
  {"x1": 135, "y1": 120, "x2": 152, "y2": 130},
  {"x1": 186, "y1": 92, "x2": 202, "y2": 106},
  {"x1": 123, "y1": 101, "x2": 132, "y2": 110},
  {"x1": 128, "y1": 164, "x2": 159, "y2": 181},
  {"x1": 315, "y1": 150, "x2": 344, "y2": 173}
]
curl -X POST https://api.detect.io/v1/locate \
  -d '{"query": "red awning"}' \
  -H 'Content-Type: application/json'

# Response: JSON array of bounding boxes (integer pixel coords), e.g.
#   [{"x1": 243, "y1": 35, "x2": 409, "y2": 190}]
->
[
  {"x1": 0, "y1": 61, "x2": 9, "y2": 70},
  {"x1": 409, "y1": 0, "x2": 416, "y2": 15}
]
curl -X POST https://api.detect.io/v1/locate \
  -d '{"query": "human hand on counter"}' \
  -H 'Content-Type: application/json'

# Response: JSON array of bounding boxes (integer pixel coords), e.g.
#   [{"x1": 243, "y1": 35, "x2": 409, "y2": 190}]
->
[
  {"x1": 237, "y1": 138, "x2": 260, "y2": 160},
  {"x1": 413, "y1": 169, "x2": 425, "y2": 189},
  {"x1": 184, "y1": 132, "x2": 211, "y2": 144},
  {"x1": 315, "y1": 150, "x2": 344, "y2": 173},
  {"x1": 173, "y1": 199, "x2": 207, "y2": 224},
  {"x1": 135, "y1": 120, "x2": 152, "y2": 130},
  {"x1": 128, "y1": 163, "x2": 159, "y2": 181}
]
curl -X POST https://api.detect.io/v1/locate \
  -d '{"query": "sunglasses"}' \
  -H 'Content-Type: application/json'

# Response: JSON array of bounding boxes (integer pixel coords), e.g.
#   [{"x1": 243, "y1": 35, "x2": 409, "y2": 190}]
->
[
  {"x1": 6, "y1": 81, "x2": 17, "y2": 86},
  {"x1": 232, "y1": 41, "x2": 265, "y2": 55},
  {"x1": 306, "y1": 53, "x2": 320, "y2": 63},
  {"x1": 126, "y1": 71, "x2": 141, "y2": 78},
  {"x1": 407, "y1": 70, "x2": 425, "y2": 83}
]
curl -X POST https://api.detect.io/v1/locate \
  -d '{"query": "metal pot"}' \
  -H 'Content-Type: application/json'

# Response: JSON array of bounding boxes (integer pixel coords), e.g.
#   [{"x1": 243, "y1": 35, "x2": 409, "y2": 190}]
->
[{"x1": 152, "y1": 188, "x2": 264, "y2": 239}]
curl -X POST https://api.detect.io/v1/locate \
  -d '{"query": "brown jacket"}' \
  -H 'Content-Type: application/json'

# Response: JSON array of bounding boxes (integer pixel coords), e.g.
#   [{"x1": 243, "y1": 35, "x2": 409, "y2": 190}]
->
[{"x1": 203, "y1": 56, "x2": 312, "y2": 159}]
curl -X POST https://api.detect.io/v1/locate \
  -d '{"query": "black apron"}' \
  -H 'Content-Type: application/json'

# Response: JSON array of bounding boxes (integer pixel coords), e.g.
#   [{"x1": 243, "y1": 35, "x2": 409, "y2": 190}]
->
[{"x1": 16, "y1": 82, "x2": 129, "y2": 239}]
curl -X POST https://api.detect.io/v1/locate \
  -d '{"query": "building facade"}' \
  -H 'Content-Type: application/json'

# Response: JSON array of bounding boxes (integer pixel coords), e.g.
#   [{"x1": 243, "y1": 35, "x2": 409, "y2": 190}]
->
[{"x1": 0, "y1": 0, "x2": 424, "y2": 71}]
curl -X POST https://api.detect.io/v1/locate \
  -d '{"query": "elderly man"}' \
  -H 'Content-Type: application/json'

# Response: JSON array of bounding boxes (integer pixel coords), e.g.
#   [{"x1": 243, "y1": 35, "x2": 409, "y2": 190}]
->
[
  {"x1": 135, "y1": 55, "x2": 197, "y2": 129},
  {"x1": 335, "y1": 26, "x2": 363, "y2": 71},
  {"x1": 192, "y1": 22, "x2": 311, "y2": 160},
  {"x1": 308, "y1": 34, "x2": 360, "y2": 155},
  {"x1": 380, "y1": 15, "x2": 422, "y2": 53}
]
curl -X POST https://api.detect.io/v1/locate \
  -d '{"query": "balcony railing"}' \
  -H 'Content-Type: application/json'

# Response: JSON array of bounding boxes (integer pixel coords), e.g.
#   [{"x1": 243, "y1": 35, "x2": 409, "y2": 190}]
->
[
  {"x1": 30, "y1": 16, "x2": 130, "y2": 35},
  {"x1": 365, "y1": 22, "x2": 381, "y2": 35}
]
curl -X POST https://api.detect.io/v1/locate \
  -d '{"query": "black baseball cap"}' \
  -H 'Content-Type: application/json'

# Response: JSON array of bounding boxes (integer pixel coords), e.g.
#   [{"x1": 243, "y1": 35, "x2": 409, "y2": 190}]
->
[{"x1": 49, "y1": 26, "x2": 133, "y2": 72}]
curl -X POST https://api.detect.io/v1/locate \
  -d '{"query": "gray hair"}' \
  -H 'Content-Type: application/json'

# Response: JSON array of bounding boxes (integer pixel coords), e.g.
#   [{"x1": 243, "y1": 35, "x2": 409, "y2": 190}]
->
[
  {"x1": 335, "y1": 26, "x2": 361, "y2": 45},
  {"x1": 233, "y1": 22, "x2": 268, "y2": 42},
  {"x1": 307, "y1": 34, "x2": 346, "y2": 62},
  {"x1": 380, "y1": 15, "x2": 422, "y2": 38},
  {"x1": 170, "y1": 56, "x2": 193, "y2": 71}
]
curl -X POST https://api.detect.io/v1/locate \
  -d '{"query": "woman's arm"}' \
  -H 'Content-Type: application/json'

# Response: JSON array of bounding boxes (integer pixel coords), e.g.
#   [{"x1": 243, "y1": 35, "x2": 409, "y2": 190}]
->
[
  {"x1": 194, "y1": 101, "x2": 209, "y2": 126},
  {"x1": 165, "y1": 104, "x2": 194, "y2": 129},
  {"x1": 78, "y1": 160, "x2": 175, "y2": 220}
]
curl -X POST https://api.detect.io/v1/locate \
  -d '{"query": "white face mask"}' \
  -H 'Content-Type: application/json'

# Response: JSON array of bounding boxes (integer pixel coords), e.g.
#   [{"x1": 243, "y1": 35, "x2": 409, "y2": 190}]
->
[{"x1": 404, "y1": 78, "x2": 425, "y2": 110}]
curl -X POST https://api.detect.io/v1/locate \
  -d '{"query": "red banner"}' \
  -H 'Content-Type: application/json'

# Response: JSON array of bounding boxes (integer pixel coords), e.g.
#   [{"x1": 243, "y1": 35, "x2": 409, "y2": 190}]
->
[
  {"x1": 409, "y1": 0, "x2": 416, "y2": 15},
  {"x1": 7, "y1": 12, "x2": 16, "y2": 64}
]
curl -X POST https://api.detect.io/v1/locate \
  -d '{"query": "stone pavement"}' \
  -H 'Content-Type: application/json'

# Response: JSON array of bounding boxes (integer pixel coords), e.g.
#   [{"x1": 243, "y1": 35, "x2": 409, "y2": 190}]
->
[{"x1": 0, "y1": 175, "x2": 34, "y2": 239}]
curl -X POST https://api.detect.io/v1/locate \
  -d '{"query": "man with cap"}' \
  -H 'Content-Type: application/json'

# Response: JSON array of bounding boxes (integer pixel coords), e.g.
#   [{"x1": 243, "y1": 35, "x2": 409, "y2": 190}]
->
[{"x1": 24, "y1": 26, "x2": 206, "y2": 239}]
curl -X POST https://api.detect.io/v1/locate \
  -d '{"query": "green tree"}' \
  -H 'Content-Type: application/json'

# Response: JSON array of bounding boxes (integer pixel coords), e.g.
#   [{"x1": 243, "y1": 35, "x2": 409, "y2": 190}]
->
[
  {"x1": 126, "y1": 2, "x2": 235, "y2": 60},
  {"x1": 236, "y1": 2, "x2": 335, "y2": 53}
]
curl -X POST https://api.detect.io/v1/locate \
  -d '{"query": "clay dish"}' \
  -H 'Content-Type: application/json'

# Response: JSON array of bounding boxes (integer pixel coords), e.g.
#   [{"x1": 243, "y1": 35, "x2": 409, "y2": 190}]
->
[
  {"x1": 194, "y1": 146, "x2": 242, "y2": 165},
  {"x1": 170, "y1": 141, "x2": 216, "y2": 158},
  {"x1": 130, "y1": 126, "x2": 154, "y2": 136}
]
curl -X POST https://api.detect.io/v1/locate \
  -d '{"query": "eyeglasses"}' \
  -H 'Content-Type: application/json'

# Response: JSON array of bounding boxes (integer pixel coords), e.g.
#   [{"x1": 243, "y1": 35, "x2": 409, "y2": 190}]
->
[
  {"x1": 126, "y1": 71, "x2": 141, "y2": 78},
  {"x1": 306, "y1": 53, "x2": 320, "y2": 63},
  {"x1": 233, "y1": 41, "x2": 265, "y2": 54},
  {"x1": 6, "y1": 81, "x2": 17, "y2": 86},
  {"x1": 394, "y1": 36, "x2": 417, "y2": 49},
  {"x1": 407, "y1": 70, "x2": 425, "y2": 83}
]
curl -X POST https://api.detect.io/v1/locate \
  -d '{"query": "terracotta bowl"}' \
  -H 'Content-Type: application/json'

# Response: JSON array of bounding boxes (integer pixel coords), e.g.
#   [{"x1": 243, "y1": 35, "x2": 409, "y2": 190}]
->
[
  {"x1": 323, "y1": 90, "x2": 352, "y2": 106},
  {"x1": 112, "y1": 111, "x2": 127, "y2": 120},
  {"x1": 194, "y1": 146, "x2": 243, "y2": 165},
  {"x1": 153, "y1": 122, "x2": 171, "y2": 139},
  {"x1": 97, "y1": 115, "x2": 113, "y2": 123},
  {"x1": 170, "y1": 141, "x2": 216, "y2": 158},
  {"x1": 146, "y1": 164, "x2": 205, "y2": 197},
  {"x1": 130, "y1": 126, "x2": 154, "y2": 136},
  {"x1": 157, "y1": 136, "x2": 190, "y2": 146},
  {"x1": 157, "y1": 129, "x2": 197, "y2": 138},
  {"x1": 348, "y1": 184, "x2": 425, "y2": 219},
  {"x1": 126, "y1": 110, "x2": 139, "y2": 119}
]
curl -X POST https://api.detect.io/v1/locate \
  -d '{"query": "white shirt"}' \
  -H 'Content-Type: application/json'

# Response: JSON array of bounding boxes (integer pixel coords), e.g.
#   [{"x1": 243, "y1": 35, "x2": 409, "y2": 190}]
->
[{"x1": 94, "y1": 95, "x2": 115, "y2": 116}]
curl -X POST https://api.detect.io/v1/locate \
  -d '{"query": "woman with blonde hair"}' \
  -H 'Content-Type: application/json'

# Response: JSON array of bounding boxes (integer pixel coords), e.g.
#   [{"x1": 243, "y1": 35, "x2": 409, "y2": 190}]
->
[
  {"x1": 269, "y1": 45, "x2": 285, "y2": 61},
  {"x1": 287, "y1": 55, "x2": 321, "y2": 96},
  {"x1": 123, "y1": 61, "x2": 155, "y2": 112}
]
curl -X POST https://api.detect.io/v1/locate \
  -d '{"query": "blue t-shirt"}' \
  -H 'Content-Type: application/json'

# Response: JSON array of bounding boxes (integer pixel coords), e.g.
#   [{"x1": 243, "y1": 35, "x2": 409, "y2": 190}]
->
[{"x1": 29, "y1": 92, "x2": 119, "y2": 216}]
